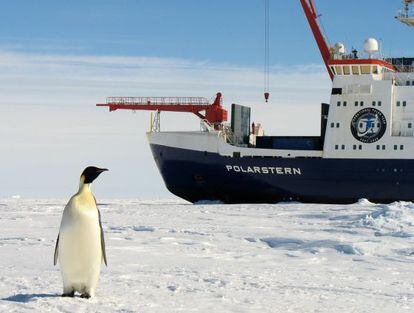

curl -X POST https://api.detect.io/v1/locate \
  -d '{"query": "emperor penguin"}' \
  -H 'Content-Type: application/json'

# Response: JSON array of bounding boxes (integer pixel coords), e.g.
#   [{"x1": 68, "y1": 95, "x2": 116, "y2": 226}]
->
[{"x1": 54, "y1": 166, "x2": 108, "y2": 298}]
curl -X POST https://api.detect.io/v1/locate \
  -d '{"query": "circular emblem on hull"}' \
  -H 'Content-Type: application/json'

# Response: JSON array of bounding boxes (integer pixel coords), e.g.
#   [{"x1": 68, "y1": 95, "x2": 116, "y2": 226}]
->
[{"x1": 350, "y1": 108, "x2": 387, "y2": 143}]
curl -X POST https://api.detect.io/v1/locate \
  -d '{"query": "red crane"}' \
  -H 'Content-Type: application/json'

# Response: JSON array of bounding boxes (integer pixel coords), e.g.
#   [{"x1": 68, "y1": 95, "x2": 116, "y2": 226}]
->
[
  {"x1": 96, "y1": 92, "x2": 228, "y2": 125},
  {"x1": 300, "y1": 0, "x2": 334, "y2": 80}
]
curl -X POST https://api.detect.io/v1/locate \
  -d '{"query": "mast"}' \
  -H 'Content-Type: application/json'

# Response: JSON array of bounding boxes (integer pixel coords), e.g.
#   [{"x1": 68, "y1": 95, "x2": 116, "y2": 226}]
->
[
  {"x1": 300, "y1": 0, "x2": 333, "y2": 80},
  {"x1": 396, "y1": 0, "x2": 414, "y2": 26}
]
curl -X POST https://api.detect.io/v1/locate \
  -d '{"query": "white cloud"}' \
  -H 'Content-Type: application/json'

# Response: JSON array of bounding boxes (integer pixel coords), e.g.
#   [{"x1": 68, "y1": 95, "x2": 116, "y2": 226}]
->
[{"x1": 0, "y1": 50, "x2": 331, "y2": 198}]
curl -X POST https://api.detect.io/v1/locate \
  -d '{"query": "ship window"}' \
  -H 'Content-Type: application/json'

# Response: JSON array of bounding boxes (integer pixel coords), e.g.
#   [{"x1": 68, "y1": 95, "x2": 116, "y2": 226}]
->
[
  {"x1": 394, "y1": 145, "x2": 398, "y2": 150},
  {"x1": 353, "y1": 145, "x2": 357, "y2": 150},
  {"x1": 372, "y1": 101, "x2": 376, "y2": 106},
  {"x1": 361, "y1": 65, "x2": 371, "y2": 74},
  {"x1": 331, "y1": 122, "x2": 335, "y2": 128},
  {"x1": 360, "y1": 101, "x2": 364, "y2": 107},
  {"x1": 382, "y1": 145, "x2": 386, "y2": 150},
  {"x1": 343, "y1": 66, "x2": 351, "y2": 75},
  {"x1": 332, "y1": 88, "x2": 342, "y2": 95},
  {"x1": 397, "y1": 101, "x2": 401, "y2": 107},
  {"x1": 335, "y1": 66, "x2": 343, "y2": 75},
  {"x1": 352, "y1": 66, "x2": 360, "y2": 75},
  {"x1": 407, "y1": 81, "x2": 411, "y2": 86},
  {"x1": 412, "y1": 81, "x2": 414, "y2": 86},
  {"x1": 401, "y1": 145, "x2": 404, "y2": 150},
  {"x1": 372, "y1": 66, "x2": 378, "y2": 74},
  {"x1": 337, "y1": 101, "x2": 341, "y2": 106},
  {"x1": 359, "y1": 145, "x2": 362, "y2": 150},
  {"x1": 335, "y1": 145, "x2": 339, "y2": 150},
  {"x1": 409, "y1": 123, "x2": 412, "y2": 128},
  {"x1": 336, "y1": 123, "x2": 340, "y2": 128},
  {"x1": 403, "y1": 101, "x2": 407, "y2": 107},
  {"x1": 341, "y1": 145, "x2": 345, "y2": 150},
  {"x1": 355, "y1": 101, "x2": 359, "y2": 106},
  {"x1": 378, "y1": 101, "x2": 382, "y2": 106},
  {"x1": 343, "y1": 101, "x2": 347, "y2": 106},
  {"x1": 376, "y1": 145, "x2": 380, "y2": 150}
]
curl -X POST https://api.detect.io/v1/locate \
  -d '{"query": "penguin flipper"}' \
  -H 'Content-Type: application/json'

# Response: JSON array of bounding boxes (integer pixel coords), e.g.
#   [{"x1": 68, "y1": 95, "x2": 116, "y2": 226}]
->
[
  {"x1": 98, "y1": 208, "x2": 107, "y2": 266},
  {"x1": 54, "y1": 234, "x2": 59, "y2": 266}
]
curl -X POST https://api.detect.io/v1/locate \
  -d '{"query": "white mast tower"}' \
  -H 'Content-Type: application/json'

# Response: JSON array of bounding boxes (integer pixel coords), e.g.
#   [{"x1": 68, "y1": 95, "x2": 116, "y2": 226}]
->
[{"x1": 396, "y1": 0, "x2": 414, "y2": 26}]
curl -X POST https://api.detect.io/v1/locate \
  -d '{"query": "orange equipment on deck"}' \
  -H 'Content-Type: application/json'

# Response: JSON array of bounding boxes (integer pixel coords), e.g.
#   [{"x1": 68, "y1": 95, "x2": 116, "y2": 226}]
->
[{"x1": 97, "y1": 92, "x2": 228, "y2": 125}]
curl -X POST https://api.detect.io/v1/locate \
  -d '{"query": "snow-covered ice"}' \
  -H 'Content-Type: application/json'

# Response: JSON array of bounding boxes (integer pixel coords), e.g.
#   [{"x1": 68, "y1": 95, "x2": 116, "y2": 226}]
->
[{"x1": 0, "y1": 199, "x2": 414, "y2": 312}]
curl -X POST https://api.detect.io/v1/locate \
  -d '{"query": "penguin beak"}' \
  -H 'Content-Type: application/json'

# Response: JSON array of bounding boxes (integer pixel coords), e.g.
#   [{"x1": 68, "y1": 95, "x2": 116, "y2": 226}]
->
[{"x1": 95, "y1": 168, "x2": 108, "y2": 178}]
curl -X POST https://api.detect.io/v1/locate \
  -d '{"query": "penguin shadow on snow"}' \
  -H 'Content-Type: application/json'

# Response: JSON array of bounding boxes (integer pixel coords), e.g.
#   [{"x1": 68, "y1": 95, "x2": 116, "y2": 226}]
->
[{"x1": 2, "y1": 293, "x2": 60, "y2": 303}]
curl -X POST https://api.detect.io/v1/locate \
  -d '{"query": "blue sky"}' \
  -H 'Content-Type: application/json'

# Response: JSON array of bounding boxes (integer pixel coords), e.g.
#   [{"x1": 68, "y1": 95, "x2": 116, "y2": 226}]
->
[
  {"x1": 0, "y1": 0, "x2": 413, "y2": 199},
  {"x1": 1, "y1": 0, "x2": 412, "y2": 66}
]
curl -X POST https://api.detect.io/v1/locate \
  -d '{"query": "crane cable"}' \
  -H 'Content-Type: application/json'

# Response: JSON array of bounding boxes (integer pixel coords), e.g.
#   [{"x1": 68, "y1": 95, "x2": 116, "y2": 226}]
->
[{"x1": 264, "y1": 0, "x2": 270, "y2": 103}]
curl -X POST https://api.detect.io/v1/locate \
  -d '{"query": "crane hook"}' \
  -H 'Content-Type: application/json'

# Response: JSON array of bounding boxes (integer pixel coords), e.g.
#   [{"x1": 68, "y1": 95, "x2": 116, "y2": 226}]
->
[{"x1": 264, "y1": 0, "x2": 270, "y2": 103}]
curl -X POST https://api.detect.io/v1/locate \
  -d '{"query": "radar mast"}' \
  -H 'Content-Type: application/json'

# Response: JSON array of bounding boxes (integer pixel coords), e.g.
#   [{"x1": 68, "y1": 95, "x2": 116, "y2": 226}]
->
[{"x1": 396, "y1": 0, "x2": 414, "y2": 26}]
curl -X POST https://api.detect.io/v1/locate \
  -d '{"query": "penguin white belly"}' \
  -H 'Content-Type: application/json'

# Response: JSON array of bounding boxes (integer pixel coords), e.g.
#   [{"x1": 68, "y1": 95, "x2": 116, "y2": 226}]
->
[{"x1": 58, "y1": 201, "x2": 102, "y2": 294}]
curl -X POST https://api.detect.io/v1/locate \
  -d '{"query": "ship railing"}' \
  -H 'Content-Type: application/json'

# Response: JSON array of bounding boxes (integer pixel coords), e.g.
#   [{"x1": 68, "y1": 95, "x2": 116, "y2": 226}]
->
[
  {"x1": 385, "y1": 58, "x2": 414, "y2": 73},
  {"x1": 383, "y1": 72, "x2": 403, "y2": 85},
  {"x1": 382, "y1": 72, "x2": 411, "y2": 86},
  {"x1": 395, "y1": 65, "x2": 414, "y2": 73},
  {"x1": 106, "y1": 96, "x2": 210, "y2": 106}
]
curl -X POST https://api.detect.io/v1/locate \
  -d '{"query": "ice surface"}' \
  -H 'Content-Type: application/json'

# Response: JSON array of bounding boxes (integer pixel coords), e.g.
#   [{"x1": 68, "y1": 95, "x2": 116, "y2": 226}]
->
[{"x1": 0, "y1": 199, "x2": 413, "y2": 312}]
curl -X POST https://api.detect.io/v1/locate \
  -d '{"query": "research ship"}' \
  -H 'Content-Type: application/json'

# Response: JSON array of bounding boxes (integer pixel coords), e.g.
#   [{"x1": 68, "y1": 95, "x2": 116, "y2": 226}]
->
[{"x1": 98, "y1": 0, "x2": 414, "y2": 204}]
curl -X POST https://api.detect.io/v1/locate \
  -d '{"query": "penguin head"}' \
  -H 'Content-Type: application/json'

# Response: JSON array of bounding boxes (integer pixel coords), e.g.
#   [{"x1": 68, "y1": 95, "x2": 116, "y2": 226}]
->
[{"x1": 80, "y1": 166, "x2": 108, "y2": 184}]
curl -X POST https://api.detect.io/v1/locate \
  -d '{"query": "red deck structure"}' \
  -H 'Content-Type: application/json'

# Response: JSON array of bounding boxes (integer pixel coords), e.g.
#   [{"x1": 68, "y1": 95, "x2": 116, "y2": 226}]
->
[{"x1": 97, "y1": 92, "x2": 228, "y2": 125}]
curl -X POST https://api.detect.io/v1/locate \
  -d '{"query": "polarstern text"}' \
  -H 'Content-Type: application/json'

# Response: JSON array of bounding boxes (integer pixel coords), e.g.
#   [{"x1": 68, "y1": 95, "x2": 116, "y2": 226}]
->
[{"x1": 225, "y1": 165, "x2": 302, "y2": 175}]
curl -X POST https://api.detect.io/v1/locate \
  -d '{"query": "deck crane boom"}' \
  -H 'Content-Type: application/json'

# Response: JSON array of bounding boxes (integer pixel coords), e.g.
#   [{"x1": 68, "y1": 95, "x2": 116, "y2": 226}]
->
[
  {"x1": 300, "y1": 0, "x2": 334, "y2": 80},
  {"x1": 96, "y1": 92, "x2": 228, "y2": 126}
]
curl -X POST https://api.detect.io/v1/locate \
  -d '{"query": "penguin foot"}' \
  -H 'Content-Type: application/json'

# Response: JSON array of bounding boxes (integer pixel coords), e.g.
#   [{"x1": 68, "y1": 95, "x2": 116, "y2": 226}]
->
[
  {"x1": 61, "y1": 291, "x2": 75, "y2": 297},
  {"x1": 80, "y1": 293, "x2": 91, "y2": 299}
]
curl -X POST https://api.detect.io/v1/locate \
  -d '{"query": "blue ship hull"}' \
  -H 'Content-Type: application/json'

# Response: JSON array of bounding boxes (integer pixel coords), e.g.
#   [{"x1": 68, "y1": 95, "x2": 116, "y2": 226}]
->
[{"x1": 150, "y1": 144, "x2": 414, "y2": 204}]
